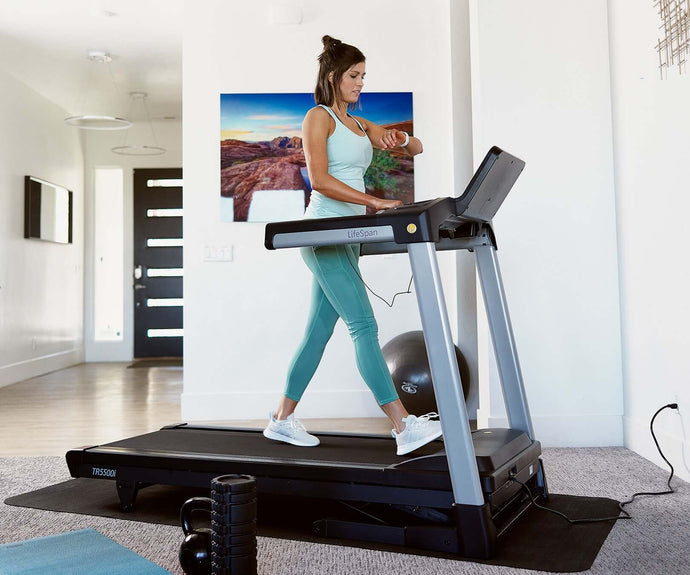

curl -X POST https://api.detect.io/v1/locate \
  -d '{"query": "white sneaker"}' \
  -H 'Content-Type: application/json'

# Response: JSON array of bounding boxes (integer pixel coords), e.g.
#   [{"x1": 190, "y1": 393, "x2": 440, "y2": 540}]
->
[
  {"x1": 263, "y1": 412, "x2": 320, "y2": 447},
  {"x1": 393, "y1": 412, "x2": 443, "y2": 456}
]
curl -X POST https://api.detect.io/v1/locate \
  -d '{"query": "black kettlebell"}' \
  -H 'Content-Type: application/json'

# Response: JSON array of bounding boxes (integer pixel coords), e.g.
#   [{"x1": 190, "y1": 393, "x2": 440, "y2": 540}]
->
[{"x1": 179, "y1": 496, "x2": 213, "y2": 575}]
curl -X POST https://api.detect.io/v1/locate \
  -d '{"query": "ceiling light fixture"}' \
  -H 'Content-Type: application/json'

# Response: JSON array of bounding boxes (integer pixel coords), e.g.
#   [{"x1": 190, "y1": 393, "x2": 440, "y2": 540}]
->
[
  {"x1": 64, "y1": 50, "x2": 132, "y2": 130},
  {"x1": 111, "y1": 92, "x2": 166, "y2": 156}
]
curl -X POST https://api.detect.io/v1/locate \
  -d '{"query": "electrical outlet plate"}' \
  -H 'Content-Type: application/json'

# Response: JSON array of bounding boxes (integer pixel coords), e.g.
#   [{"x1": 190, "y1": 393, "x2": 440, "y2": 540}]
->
[{"x1": 203, "y1": 245, "x2": 233, "y2": 262}]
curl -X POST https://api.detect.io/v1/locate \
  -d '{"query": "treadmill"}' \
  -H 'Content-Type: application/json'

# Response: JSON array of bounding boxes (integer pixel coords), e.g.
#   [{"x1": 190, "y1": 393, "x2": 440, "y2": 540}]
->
[{"x1": 66, "y1": 147, "x2": 547, "y2": 559}]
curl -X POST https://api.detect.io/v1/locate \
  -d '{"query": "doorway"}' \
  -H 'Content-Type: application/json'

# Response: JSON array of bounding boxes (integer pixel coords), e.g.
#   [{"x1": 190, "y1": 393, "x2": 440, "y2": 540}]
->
[{"x1": 133, "y1": 168, "x2": 183, "y2": 357}]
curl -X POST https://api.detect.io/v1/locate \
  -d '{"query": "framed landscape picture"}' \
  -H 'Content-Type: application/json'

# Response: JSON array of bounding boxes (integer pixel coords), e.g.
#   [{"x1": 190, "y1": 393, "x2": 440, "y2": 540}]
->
[{"x1": 220, "y1": 92, "x2": 414, "y2": 222}]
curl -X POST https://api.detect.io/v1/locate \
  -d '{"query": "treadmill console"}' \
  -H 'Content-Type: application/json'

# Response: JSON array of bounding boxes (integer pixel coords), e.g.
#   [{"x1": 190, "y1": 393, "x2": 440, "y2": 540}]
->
[{"x1": 264, "y1": 146, "x2": 524, "y2": 251}]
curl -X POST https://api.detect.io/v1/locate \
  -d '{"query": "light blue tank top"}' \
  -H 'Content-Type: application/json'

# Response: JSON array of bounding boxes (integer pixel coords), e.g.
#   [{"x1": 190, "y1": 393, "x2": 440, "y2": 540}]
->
[{"x1": 305, "y1": 105, "x2": 373, "y2": 219}]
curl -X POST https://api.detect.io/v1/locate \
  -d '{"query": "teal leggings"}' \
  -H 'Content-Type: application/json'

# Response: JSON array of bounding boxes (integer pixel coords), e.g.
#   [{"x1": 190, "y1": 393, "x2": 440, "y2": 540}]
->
[{"x1": 284, "y1": 244, "x2": 399, "y2": 406}]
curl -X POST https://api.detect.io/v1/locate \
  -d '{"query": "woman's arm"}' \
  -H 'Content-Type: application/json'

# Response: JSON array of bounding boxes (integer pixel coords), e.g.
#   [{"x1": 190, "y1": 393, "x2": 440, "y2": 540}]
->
[
  {"x1": 302, "y1": 107, "x2": 402, "y2": 210},
  {"x1": 355, "y1": 116, "x2": 423, "y2": 157}
]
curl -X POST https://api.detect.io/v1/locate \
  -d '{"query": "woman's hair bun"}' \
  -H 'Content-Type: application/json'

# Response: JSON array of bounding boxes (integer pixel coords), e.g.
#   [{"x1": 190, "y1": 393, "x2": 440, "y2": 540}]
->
[{"x1": 322, "y1": 35, "x2": 342, "y2": 50}]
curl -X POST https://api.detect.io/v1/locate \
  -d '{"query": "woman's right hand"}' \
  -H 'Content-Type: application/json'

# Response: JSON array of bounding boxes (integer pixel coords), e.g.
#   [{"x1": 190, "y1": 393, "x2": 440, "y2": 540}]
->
[{"x1": 372, "y1": 197, "x2": 403, "y2": 211}]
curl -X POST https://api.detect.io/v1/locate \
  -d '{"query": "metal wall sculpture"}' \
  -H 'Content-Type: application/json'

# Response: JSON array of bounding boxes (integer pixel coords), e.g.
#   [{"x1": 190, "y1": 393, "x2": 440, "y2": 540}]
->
[{"x1": 655, "y1": 0, "x2": 690, "y2": 78}]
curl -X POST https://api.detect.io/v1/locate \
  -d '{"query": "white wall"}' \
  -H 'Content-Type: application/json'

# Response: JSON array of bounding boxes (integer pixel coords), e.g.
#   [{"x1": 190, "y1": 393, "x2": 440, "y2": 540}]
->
[
  {"x1": 182, "y1": 0, "x2": 468, "y2": 420},
  {"x1": 470, "y1": 0, "x2": 624, "y2": 446},
  {"x1": 608, "y1": 0, "x2": 690, "y2": 481},
  {"x1": 0, "y1": 69, "x2": 85, "y2": 387},
  {"x1": 83, "y1": 121, "x2": 183, "y2": 362}
]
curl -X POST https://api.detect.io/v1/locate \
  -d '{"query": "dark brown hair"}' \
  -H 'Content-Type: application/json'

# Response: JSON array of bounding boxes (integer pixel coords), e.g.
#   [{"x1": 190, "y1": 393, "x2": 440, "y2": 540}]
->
[{"x1": 314, "y1": 35, "x2": 365, "y2": 111}]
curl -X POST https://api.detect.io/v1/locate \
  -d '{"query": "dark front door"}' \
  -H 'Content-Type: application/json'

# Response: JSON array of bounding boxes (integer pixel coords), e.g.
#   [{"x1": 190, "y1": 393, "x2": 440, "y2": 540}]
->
[{"x1": 133, "y1": 168, "x2": 183, "y2": 357}]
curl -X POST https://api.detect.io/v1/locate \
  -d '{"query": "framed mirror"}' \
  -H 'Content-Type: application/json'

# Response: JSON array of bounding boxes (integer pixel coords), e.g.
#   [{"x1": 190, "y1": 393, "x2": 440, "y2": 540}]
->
[{"x1": 24, "y1": 176, "x2": 73, "y2": 244}]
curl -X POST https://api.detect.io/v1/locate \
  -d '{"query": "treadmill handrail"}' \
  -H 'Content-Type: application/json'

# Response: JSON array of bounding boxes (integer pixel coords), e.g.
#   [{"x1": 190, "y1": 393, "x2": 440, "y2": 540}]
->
[{"x1": 265, "y1": 197, "x2": 455, "y2": 249}]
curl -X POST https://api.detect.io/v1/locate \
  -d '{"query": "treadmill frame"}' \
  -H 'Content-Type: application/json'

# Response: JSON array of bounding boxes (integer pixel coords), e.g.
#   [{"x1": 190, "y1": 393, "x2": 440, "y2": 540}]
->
[{"x1": 67, "y1": 152, "x2": 547, "y2": 558}]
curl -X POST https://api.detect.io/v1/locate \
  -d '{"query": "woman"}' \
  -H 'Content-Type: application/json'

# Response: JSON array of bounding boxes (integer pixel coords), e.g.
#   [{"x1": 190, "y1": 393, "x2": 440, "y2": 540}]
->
[{"x1": 264, "y1": 35, "x2": 442, "y2": 456}]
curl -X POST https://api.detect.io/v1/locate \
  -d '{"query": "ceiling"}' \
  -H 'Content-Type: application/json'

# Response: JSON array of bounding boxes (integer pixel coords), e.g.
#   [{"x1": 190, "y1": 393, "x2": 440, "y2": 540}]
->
[{"x1": 0, "y1": 0, "x2": 183, "y2": 122}]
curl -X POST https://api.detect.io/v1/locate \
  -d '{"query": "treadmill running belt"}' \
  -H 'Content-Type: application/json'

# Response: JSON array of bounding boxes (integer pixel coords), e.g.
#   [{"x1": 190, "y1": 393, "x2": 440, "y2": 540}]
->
[{"x1": 102, "y1": 426, "x2": 444, "y2": 465}]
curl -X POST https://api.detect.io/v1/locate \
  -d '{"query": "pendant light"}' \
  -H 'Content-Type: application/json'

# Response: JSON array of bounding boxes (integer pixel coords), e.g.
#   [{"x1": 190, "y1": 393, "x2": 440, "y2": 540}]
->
[
  {"x1": 111, "y1": 92, "x2": 166, "y2": 156},
  {"x1": 64, "y1": 50, "x2": 132, "y2": 130}
]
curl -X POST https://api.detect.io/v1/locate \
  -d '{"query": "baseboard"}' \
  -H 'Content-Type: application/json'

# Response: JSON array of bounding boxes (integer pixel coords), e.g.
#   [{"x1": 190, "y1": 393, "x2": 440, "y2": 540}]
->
[
  {"x1": 0, "y1": 348, "x2": 85, "y2": 389},
  {"x1": 181, "y1": 389, "x2": 387, "y2": 421},
  {"x1": 624, "y1": 414, "x2": 689, "y2": 483},
  {"x1": 84, "y1": 343, "x2": 132, "y2": 363},
  {"x1": 476, "y1": 409, "x2": 624, "y2": 447}
]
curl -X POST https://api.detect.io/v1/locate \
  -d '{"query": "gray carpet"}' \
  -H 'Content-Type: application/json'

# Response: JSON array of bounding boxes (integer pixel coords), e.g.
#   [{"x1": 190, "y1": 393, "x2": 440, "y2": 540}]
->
[{"x1": 0, "y1": 448, "x2": 688, "y2": 575}]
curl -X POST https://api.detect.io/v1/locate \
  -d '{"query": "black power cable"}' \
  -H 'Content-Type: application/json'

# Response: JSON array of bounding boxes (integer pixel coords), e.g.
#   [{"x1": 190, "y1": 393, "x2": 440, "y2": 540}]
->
[
  {"x1": 510, "y1": 403, "x2": 680, "y2": 524},
  {"x1": 617, "y1": 403, "x2": 678, "y2": 511}
]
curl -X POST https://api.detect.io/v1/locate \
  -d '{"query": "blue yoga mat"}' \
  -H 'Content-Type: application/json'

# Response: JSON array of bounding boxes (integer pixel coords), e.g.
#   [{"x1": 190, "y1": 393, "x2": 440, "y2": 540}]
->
[{"x1": 0, "y1": 529, "x2": 171, "y2": 575}]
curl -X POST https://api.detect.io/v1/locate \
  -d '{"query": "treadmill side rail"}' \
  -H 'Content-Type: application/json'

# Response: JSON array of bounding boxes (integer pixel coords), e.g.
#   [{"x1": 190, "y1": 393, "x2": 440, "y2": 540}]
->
[{"x1": 271, "y1": 225, "x2": 395, "y2": 249}]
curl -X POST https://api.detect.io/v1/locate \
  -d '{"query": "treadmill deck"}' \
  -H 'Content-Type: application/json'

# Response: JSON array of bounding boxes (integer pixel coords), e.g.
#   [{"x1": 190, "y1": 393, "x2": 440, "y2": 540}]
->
[{"x1": 66, "y1": 424, "x2": 541, "y2": 511}]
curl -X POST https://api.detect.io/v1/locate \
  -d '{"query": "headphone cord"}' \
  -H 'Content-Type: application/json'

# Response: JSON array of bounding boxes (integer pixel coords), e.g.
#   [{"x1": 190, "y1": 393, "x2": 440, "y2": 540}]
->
[{"x1": 348, "y1": 257, "x2": 413, "y2": 308}]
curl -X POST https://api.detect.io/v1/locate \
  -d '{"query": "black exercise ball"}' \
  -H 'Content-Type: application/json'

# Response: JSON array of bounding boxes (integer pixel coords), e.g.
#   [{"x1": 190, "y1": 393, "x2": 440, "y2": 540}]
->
[{"x1": 382, "y1": 331, "x2": 470, "y2": 416}]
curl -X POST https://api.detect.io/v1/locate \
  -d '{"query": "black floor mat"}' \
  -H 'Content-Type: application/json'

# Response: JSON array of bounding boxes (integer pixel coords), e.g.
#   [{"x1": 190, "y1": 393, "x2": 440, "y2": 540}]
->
[{"x1": 5, "y1": 478, "x2": 619, "y2": 572}]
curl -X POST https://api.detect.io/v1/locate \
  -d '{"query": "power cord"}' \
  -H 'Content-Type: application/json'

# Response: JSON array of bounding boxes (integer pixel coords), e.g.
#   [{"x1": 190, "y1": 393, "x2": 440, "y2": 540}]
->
[
  {"x1": 510, "y1": 402, "x2": 679, "y2": 524},
  {"x1": 348, "y1": 258, "x2": 414, "y2": 308},
  {"x1": 617, "y1": 403, "x2": 678, "y2": 510}
]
